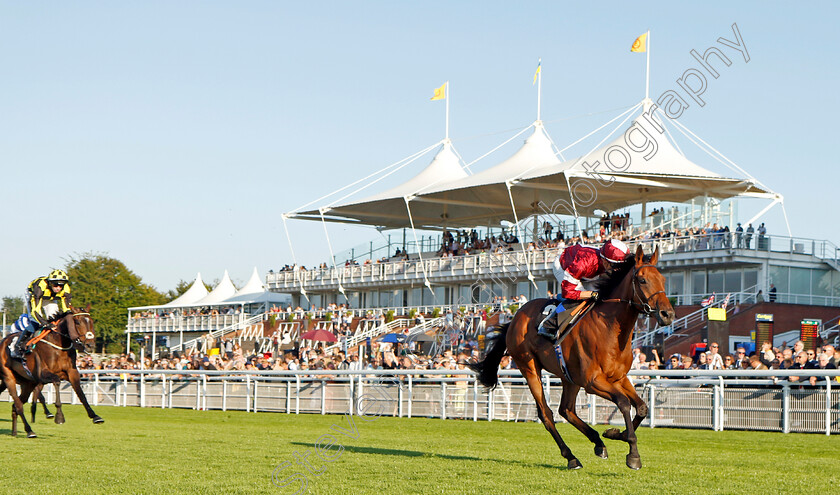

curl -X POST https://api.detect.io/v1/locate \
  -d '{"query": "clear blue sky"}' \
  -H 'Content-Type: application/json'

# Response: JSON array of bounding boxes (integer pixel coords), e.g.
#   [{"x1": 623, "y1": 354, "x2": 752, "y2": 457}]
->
[{"x1": 1, "y1": 1, "x2": 838, "y2": 300}]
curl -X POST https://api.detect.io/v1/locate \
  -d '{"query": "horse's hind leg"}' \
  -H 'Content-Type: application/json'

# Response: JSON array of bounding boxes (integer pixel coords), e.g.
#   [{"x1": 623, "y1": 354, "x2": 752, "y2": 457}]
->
[
  {"x1": 588, "y1": 375, "x2": 641, "y2": 470},
  {"x1": 603, "y1": 377, "x2": 648, "y2": 442},
  {"x1": 521, "y1": 365, "x2": 581, "y2": 470},
  {"x1": 557, "y1": 383, "x2": 608, "y2": 460}
]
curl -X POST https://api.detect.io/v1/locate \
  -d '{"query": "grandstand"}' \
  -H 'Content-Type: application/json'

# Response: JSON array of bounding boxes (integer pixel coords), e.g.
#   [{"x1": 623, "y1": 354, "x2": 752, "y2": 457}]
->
[{"x1": 125, "y1": 100, "x2": 840, "y2": 360}]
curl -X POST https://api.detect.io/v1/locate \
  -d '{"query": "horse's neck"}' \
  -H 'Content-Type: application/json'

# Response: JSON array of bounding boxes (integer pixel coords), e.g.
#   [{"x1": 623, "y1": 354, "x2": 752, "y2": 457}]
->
[{"x1": 605, "y1": 273, "x2": 640, "y2": 346}]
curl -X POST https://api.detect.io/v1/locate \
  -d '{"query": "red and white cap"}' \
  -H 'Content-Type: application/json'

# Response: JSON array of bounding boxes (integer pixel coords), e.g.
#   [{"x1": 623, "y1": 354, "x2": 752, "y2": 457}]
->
[{"x1": 600, "y1": 239, "x2": 629, "y2": 263}]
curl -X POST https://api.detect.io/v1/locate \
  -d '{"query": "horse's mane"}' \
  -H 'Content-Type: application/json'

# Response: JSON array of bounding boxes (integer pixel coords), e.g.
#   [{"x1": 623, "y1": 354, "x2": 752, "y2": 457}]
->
[{"x1": 592, "y1": 253, "x2": 641, "y2": 298}]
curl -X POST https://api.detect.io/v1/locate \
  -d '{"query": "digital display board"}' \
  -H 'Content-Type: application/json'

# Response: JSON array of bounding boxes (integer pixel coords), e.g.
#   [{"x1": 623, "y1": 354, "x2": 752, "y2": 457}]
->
[{"x1": 800, "y1": 319, "x2": 822, "y2": 349}]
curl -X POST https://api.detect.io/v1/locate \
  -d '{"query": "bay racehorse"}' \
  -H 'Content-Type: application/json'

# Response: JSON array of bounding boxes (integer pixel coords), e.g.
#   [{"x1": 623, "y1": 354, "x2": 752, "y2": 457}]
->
[
  {"x1": 471, "y1": 245, "x2": 674, "y2": 470},
  {"x1": 0, "y1": 307, "x2": 104, "y2": 437}
]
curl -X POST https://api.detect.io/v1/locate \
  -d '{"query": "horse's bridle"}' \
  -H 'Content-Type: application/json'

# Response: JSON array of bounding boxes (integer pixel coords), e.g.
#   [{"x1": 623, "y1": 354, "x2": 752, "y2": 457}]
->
[
  {"x1": 39, "y1": 312, "x2": 94, "y2": 351},
  {"x1": 601, "y1": 264, "x2": 666, "y2": 317}
]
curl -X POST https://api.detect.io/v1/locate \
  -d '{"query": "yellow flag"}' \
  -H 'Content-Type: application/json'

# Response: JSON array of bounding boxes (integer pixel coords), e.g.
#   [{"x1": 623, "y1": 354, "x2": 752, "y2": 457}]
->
[
  {"x1": 430, "y1": 82, "x2": 446, "y2": 101},
  {"x1": 631, "y1": 32, "x2": 647, "y2": 53},
  {"x1": 533, "y1": 60, "x2": 541, "y2": 85}
]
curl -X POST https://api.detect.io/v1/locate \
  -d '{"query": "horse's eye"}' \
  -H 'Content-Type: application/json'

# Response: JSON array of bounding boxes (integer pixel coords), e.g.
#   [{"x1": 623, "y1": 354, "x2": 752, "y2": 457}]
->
[{"x1": 639, "y1": 278, "x2": 647, "y2": 284}]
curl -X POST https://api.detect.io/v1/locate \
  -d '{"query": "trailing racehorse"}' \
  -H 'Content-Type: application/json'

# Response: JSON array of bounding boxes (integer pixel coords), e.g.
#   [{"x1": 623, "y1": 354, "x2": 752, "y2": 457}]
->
[
  {"x1": 471, "y1": 245, "x2": 674, "y2": 470},
  {"x1": 30, "y1": 383, "x2": 64, "y2": 424},
  {"x1": 0, "y1": 307, "x2": 104, "y2": 437}
]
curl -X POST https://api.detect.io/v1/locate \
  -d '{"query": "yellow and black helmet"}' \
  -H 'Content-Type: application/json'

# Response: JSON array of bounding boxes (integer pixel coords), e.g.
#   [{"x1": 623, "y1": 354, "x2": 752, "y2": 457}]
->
[{"x1": 47, "y1": 269, "x2": 69, "y2": 283}]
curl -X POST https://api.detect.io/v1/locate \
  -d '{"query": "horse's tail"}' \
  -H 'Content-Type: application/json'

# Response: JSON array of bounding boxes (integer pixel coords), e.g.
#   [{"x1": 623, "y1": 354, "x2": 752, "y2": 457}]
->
[{"x1": 469, "y1": 323, "x2": 510, "y2": 389}]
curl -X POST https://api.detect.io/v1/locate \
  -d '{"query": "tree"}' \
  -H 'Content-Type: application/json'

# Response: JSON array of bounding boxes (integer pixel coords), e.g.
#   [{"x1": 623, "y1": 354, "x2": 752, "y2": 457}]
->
[
  {"x1": 65, "y1": 252, "x2": 167, "y2": 353},
  {"x1": 2, "y1": 296, "x2": 25, "y2": 326}
]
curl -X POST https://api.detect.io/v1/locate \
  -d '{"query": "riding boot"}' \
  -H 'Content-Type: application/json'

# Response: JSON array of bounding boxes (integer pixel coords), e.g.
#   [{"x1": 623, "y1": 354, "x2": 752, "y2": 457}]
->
[
  {"x1": 13, "y1": 330, "x2": 34, "y2": 359},
  {"x1": 537, "y1": 310, "x2": 561, "y2": 341}
]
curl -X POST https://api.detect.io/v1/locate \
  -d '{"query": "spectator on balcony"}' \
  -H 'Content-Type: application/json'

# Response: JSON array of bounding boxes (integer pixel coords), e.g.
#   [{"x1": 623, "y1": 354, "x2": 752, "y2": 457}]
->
[
  {"x1": 769, "y1": 284, "x2": 777, "y2": 303},
  {"x1": 744, "y1": 223, "x2": 754, "y2": 249},
  {"x1": 735, "y1": 223, "x2": 743, "y2": 248},
  {"x1": 748, "y1": 354, "x2": 768, "y2": 370}
]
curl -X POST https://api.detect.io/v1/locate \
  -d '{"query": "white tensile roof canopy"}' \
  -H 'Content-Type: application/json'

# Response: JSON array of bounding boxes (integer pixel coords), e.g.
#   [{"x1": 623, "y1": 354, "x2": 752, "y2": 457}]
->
[
  {"x1": 289, "y1": 102, "x2": 775, "y2": 230},
  {"x1": 163, "y1": 273, "x2": 208, "y2": 307}
]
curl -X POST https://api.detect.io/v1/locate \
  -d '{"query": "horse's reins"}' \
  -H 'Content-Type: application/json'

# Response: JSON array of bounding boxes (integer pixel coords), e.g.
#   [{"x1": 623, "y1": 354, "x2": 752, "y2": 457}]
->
[
  {"x1": 36, "y1": 312, "x2": 91, "y2": 352},
  {"x1": 600, "y1": 264, "x2": 666, "y2": 317}
]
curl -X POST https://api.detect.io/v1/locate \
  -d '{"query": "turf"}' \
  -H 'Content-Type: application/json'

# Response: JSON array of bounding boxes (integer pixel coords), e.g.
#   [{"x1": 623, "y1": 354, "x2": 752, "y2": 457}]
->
[{"x1": 1, "y1": 405, "x2": 838, "y2": 494}]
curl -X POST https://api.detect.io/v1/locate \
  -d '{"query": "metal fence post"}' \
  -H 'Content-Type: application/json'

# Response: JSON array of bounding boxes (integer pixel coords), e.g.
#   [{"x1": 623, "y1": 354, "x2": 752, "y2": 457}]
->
[
  {"x1": 94, "y1": 373, "x2": 100, "y2": 406},
  {"x1": 246, "y1": 374, "x2": 251, "y2": 412},
  {"x1": 222, "y1": 378, "x2": 227, "y2": 412},
  {"x1": 140, "y1": 371, "x2": 146, "y2": 408},
  {"x1": 161, "y1": 374, "x2": 166, "y2": 409},
  {"x1": 441, "y1": 381, "x2": 447, "y2": 419},
  {"x1": 254, "y1": 378, "x2": 259, "y2": 413},
  {"x1": 589, "y1": 393, "x2": 597, "y2": 425},
  {"x1": 648, "y1": 384, "x2": 656, "y2": 428},
  {"x1": 718, "y1": 377, "x2": 725, "y2": 431},
  {"x1": 194, "y1": 378, "x2": 200, "y2": 410},
  {"x1": 407, "y1": 374, "x2": 413, "y2": 419},
  {"x1": 712, "y1": 380, "x2": 720, "y2": 431},
  {"x1": 295, "y1": 375, "x2": 300, "y2": 415},
  {"x1": 826, "y1": 377, "x2": 832, "y2": 436},
  {"x1": 123, "y1": 374, "x2": 128, "y2": 407},
  {"x1": 202, "y1": 374, "x2": 207, "y2": 411},
  {"x1": 782, "y1": 384, "x2": 791, "y2": 433},
  {"x1": 286, "y1": 380, "x2": 291, "y2": 414},
  {"x1": 473, "y1": 378, "x2": 478, "y2": 421},
  {"x1": 321, "y1": 380, "x2": 326, "y2": 415}
]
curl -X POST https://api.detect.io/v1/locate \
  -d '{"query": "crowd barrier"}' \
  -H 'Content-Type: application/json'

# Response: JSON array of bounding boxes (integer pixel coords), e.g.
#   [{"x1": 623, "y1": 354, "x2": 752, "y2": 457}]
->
[{"x1": 3, "y1": 369, "x2": 838, "y2": 435}]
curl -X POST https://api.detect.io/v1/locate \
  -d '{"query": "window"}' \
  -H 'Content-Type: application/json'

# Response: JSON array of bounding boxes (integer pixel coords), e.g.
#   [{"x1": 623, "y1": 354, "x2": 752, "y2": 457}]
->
[
  {"x1": 724, "y1": 270, "x2": 741, "y2": 292},
  {"x1": 768, "y1": 266, "x2": 789, "y2": 293},
  {"x1": 743, "y1": 270, "x2": 758, "y2": 292},
  {"x1": 708, "y1": 271, "x2": 724, "y2": 294},
  {"x1": 692, "y1": 271, "x2": 706, "y2": 295}
]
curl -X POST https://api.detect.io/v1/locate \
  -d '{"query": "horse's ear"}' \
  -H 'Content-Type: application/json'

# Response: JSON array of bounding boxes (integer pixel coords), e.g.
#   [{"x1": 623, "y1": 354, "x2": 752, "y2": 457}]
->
[
  {"x1": 650, "y1": 246, "x2": 660, "y2": 265},
  {"x1": 635, "y1": 244, "x2": 645, "y2": 267},
  {"x1": 85, "y1": 303, "x2": 91, "y2": 312}
]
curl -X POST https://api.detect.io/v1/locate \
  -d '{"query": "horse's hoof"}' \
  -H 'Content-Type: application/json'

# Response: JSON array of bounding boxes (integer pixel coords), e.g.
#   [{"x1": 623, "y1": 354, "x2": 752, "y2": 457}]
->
[
  {"x1": 626, "y1": 454, "x2": 642, "y2": 470},
  {"x1": 46, "y1": 413, "x2": 55, "y2": 419},
  {"x1": 594, "y1": 445, "x2": 608, "y2": 459},
  {"x1": 27, "y1": 432, "x2": 37, "y2": 439},
  {"x1": 567, "y1": 458, "x2": 583, "y2": 470},
  {"x1": 92, "y1": 416, "x2": 104, "y2": 424},
  {"x1": 55, "y1": 418, "x2": 65, "y2": 425},
  {"x1": 603, "y1": 428, "x2": 622, "y2": 440}
]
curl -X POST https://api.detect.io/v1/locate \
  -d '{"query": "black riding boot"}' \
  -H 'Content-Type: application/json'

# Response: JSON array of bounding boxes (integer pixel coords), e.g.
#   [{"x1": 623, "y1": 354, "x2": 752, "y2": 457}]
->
[
  {"x1": 537, "y1": 310, "x2": 561, "y2": 341},
  {"x1": 13, "y1": 330, "x2": 34, "y2": 358}
]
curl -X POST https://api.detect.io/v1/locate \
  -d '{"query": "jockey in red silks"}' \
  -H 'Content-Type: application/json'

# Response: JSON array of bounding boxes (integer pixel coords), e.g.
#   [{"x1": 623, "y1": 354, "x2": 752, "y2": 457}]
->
[{"x1": 537, "y1": 239, "x2": 630, "y2": 340}]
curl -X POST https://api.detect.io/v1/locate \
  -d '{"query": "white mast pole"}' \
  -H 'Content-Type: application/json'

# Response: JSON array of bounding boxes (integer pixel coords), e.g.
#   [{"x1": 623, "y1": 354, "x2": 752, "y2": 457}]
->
[
  {"x1": 645, "y1": 30, "x2": 651, "y2": 100},
  {"x1": 537, "y1": 59, "x2": 542, "y2": 121},
  {"x1": 445, "y1": 81, "x2": 450, "y2": 139}
]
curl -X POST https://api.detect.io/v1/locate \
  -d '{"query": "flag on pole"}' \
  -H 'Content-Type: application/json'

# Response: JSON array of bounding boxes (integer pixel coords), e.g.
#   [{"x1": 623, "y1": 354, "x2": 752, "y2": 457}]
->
[
  {"x1": 631, "y1": 32, "x2": 648, "y2": 52},
  {"x1": 721, "y1": 293, "x2": 731, "y2": 310},
  {"x1": 430, "y1": 82, "x2": 447, "y2": 101},
  {"x1": 533, "y1": 59, "x2": 541, "y2": 85},
  {"x1": 701, "y1": 293, "x2": 716, "y2": 307}
]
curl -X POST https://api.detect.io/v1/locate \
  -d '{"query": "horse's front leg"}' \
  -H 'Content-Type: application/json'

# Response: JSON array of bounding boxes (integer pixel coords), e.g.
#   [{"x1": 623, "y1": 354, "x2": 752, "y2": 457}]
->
[
  {"x1": 589, "y1": 375, "x2": 642, "y2": 470},
  {"x1": 67, "y1": 368, "x2": 103, "y2": 424}
]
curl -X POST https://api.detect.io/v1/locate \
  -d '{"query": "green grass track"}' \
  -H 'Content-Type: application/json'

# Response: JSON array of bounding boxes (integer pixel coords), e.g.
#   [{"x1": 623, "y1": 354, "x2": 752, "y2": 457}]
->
[{"x1": 1, "y1": 405, "x2": 838, "y2": 494}]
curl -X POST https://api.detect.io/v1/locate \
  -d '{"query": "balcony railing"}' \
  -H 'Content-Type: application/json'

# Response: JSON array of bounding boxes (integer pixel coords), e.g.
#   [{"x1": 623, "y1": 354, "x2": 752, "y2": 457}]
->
[{"x1": 267, "y1": 234, "x2": 840, "y2": 291}]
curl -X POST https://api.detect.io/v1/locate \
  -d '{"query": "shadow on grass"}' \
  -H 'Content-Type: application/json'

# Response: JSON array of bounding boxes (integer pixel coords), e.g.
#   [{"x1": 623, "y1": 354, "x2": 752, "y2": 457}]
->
[{"x1": 290, "y1": 442, "x2": 570, "y2": 470}]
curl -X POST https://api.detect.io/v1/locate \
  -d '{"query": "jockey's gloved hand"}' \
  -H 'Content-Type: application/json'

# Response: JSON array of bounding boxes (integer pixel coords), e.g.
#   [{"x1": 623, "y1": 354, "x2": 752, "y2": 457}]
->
[
  {"x1": 589, "y1": 291, "x2": 599, "y2": 300},
  {"x1": 72, "y1": 339, "x2": 85, "y2": 351}
]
